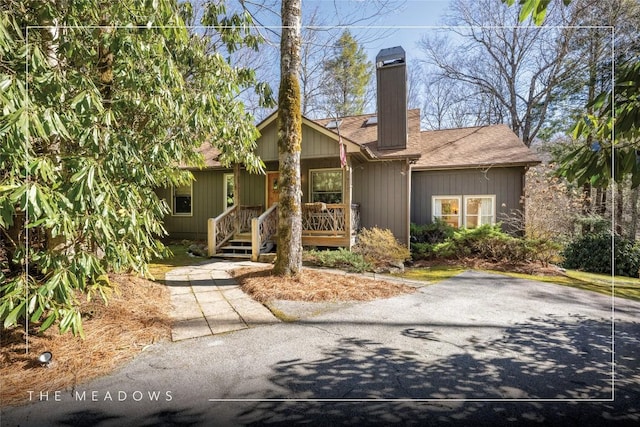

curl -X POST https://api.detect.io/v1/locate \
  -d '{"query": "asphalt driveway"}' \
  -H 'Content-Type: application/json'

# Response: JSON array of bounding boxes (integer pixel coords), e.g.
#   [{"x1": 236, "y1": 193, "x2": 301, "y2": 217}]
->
[{"x1": 3, "y1": 270, "x2": 639, "y2": 426}]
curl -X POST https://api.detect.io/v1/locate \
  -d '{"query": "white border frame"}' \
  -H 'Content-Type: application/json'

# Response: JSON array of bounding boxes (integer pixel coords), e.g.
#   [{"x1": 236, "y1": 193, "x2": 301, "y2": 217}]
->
[{"x1": 20, "y1": 21, "x2": 617, "y2": 405}]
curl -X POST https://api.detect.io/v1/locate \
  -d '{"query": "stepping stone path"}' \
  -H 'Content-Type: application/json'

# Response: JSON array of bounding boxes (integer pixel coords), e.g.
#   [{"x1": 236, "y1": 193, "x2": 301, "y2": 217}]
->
[{"x1": 164, "y1": 261, "x2": 279, "y2": 341}]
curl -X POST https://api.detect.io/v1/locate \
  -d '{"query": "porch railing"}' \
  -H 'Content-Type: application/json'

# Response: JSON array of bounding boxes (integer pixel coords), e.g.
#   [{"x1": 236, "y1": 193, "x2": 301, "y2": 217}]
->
[
  {"x1": 207, "y1": 205, "x2": 238, "y2": 256},
  {"x1": 238, "y1": 205, "x2": 262, "y2": 232},
  {"x1": 302, "y1": 203, "x2": 359, "y2": 236},
  {"x1": 251, "y1": 203, "x2": 278, "y2": 261}
]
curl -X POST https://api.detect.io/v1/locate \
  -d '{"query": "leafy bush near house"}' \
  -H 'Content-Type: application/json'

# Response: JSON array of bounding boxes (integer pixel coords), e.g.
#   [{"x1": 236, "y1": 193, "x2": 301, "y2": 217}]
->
[
  {"x1": 410, "y1": 221, "x2": 455, "y2": 260},
  {"x1": 410, "y1": 223, "x2": 563, "y2": 267},
  {"x1": 562, "y1": 234, "x2": 640, "y2": 278},
  {"x1": 411, "y1": 220, "x2": 455, "y2": 244},
  {"x1": 354, "y1": 227, "x2": 411, "y2": 272},
  {"x1": 411, "y1": 242, "x2": 438, "y2": 260},
  {"x1": 432, "y1": 225, "x2": 515, "y2": 259},
  {"x1": 304, "y1": 248, "x2": 371, "y2": 273},
  {"x1": 527, "y1": 238, "x2": 563, "y2": 267}
]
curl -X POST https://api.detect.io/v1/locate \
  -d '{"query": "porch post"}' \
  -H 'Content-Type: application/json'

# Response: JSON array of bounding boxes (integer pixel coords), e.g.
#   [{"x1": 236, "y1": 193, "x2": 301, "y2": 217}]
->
[
  {"x1": 234, "y1": 162, "x2": 241, "y2": 233},
  {"x1": 207, "y1": 218, "x2": 216, "y2": 257},
  {"x1": 251, "y1": 217, "x2": 260, "y2": 262}
]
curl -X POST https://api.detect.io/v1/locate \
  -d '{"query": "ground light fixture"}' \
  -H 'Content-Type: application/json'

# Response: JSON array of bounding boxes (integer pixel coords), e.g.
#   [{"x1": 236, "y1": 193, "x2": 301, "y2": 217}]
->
[{"x1": 37, "y1": 351, "x2": 52, "y2": 367}]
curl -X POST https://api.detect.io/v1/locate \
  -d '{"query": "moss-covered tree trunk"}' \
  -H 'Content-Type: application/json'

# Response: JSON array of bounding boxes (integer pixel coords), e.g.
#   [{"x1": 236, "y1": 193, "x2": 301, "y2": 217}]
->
[{"x1": 273, "y1": 0, "x2": 302, "y2": 277}]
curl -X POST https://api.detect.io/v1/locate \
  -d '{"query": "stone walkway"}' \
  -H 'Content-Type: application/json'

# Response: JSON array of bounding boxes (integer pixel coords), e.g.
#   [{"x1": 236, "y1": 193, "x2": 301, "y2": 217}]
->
[{"x1": 164, "y1": 260, "x2": 280, "y2": 341}]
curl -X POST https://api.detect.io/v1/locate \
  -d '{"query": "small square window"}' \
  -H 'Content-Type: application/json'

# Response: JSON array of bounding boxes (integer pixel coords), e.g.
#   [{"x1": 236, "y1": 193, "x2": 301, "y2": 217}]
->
[{"x1": 172, "y1": 183, "x2": 192, "y2": 216}]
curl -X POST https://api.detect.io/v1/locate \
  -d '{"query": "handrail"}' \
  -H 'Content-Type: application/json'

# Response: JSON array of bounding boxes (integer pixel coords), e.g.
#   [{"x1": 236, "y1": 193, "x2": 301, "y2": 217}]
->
[
  {"x1": 207, "y1": 205, "x2": 238, "y2": 256},
  {"x1": 251, "y1": 203, "x2": 278, "y2": 261},
  {"x1": 238, "y1": 205, "x2": 263, "y2": 233}
]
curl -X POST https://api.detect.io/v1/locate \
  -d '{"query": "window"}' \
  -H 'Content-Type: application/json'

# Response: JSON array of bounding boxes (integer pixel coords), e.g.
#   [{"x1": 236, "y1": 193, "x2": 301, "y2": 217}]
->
[
  {"x1": 432, "y1": 196, "x2": 461, "y2": 228},
  {"x1": 172, "y1": 183, "x2": 192, "y2": 216},
  {"x1": 433, "y1": 195, "x2": 496, "y2": 228},
  {"x1": 364, "y1": 116, "x2": 378, "y2": 126},
  {"x1": 464, "y1": 196, "x2": 495, "y2": 228},
  {"x1": 223, "y1": 173, "x2": 235, "y2": 210},
  {"x1": 325, "y1": 119, "x2": 342, "y2": 129},
  {"x1": 310, "y1": 169, "x2": 343, "y2": 203}
]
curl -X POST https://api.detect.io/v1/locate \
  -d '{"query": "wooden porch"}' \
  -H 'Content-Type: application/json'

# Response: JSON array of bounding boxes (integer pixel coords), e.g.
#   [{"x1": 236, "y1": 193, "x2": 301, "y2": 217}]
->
[{"x1": 207, "y1": 203, "x2": 361, "y2": 261}]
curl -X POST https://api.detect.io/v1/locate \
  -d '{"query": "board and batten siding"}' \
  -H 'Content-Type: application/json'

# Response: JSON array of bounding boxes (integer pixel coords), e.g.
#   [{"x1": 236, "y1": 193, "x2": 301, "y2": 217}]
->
[
  {"x1": 257, "y1": 121, "x2": 339, "y2": 161},
  {"x1": 158, "y1": 170, "x2": 227, "y2": 240},
  {"x1": 410, "y1": 167, "x2": 524, "y2": 227},
  {"x1": 239, "y1": 169, "x2": 266, "y2": 207},
  {"x1": 352, "y1": 159, "x2": 410, "y2": 245}
]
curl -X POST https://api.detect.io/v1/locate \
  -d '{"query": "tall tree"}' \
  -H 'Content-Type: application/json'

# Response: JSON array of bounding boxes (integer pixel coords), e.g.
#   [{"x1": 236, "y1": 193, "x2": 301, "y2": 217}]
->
[
  {"x1": 273, "y1": 0, "x2": 303, "y2": 277},
  {"x1": 298, "y1": 6, "x2": 329, "y2": 117},
  {"x1": 419, "y1": 0, "x2": 583, "y2": 146},
  {"x1": 505, "y1": 0, "x2": 640, "y2": 241},
  {"x1": 0, "y1": 0, "x2": 263, "y2": 335},
  {"x1": 321, "y1": 30, "x2": 372, "y2": 118}
]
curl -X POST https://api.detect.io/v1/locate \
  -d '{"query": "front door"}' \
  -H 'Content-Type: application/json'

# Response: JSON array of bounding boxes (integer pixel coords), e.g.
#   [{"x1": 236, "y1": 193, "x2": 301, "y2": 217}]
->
[{"x1": 267, "y1": 171, "x2": 280, "y2": 207}]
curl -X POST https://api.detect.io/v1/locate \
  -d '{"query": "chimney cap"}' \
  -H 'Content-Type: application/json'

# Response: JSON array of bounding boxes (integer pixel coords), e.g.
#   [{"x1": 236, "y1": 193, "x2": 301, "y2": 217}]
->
[{"x1": 376, "y1": 46, "x2": 405, "y2": 67}]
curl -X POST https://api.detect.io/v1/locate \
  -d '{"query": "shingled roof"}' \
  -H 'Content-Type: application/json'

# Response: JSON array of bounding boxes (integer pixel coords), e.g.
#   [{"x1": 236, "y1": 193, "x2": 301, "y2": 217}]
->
[
  {"x1": 315, "y1": 109, "x2": 423, "y2": 160},
  {"x1": 194, "y1": 109, "x2": 540, "y2": 169},
  {"x1": 412, "y1": 124, "x2": 541, "y2": 170}
]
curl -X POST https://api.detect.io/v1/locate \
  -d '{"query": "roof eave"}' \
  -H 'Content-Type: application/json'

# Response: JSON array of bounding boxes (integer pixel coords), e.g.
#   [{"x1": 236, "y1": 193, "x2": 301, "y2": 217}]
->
[{"x1": 411, "y1": 160, "x2": 541, "y2": 171}]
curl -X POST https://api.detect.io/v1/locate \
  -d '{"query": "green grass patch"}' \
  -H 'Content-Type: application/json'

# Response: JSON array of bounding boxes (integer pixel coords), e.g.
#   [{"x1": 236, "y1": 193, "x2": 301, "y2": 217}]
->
[
  {"x1": 398, "y1": 265, "x2": 640, "y2": 302},
  {"x1": 148, "y1": 244, "x2": 204, "y2": 282},
  {"x1": 484, "y1": 269, "x2": 640, "y2": 302},
  {"x1": 395, "y1": 266, "x2": 466, "y2": 284}
]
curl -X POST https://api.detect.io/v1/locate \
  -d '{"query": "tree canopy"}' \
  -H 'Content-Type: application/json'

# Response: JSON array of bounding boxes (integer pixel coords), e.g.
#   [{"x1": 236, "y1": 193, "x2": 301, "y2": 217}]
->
[
  {"x1": 503, "y1": 0, "x2": 640, "y2": 188},
  {"x1": 0, "y1": 0, "x2": 265, "y2": 335},
  {"x1": 321, "y1": 30, "x2": 372, "y2": 118}
]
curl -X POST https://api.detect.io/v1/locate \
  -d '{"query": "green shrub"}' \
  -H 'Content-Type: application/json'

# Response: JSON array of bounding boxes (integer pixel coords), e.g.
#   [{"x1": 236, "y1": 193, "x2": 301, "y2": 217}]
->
[
  {"x1": 410, "y1": 220, "x2": 455, "y2": 244},
  {"x1": 411, "y1": 242, "x2": 437, "y2": 260},
  {"x1": 354, "y1": 227, "x2": 411, "y2": 272},
  {"x1": 431, "y1": 224, "x2": 507, "y2": 258},
  {"x1": 304, "y1": 248, "x2": 371, "y2": 273},
  {"x1": 562, "y1": 233, "x2": 640, "y2": 278},
  {"x1": 410, "y1": 220, "x2": 455, "y2": 260},
  {"x1": 527, "y1": 238, "x2": 563, "y2": 267},
  {"x1": 473, "y1": 234, "x2": 532, "y2": 263},
  {"x1": 411, "y1": 223, "x2": 564, "y2": 267}
]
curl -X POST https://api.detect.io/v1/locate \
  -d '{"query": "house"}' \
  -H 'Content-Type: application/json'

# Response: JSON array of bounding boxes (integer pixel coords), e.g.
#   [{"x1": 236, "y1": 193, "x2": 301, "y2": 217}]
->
[{"x1": 156, "y1": 46, "x2": 540, "y2": 260}]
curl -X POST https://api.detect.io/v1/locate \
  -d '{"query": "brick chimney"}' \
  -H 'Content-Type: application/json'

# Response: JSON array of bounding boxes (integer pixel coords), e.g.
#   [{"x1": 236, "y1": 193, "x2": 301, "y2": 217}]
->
[{"x1": 375, "y1": 46, "x2": 407, "y2": 150}]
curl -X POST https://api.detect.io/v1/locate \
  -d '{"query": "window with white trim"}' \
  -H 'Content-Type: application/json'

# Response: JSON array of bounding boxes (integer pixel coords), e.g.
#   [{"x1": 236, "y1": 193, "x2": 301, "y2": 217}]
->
[
  {"x1": 464, "y1": 195, "x2": 495, "y2": 228},
  {"x1": 172, "y1": 183, "x2": 192, "y2": 216},
  {"x1": 310, "y1": 169, "x2": 343, "y2": 203},
  {"x1": 432, "y1": 195, "x2": 496, "y2": 228},
  {"x1": 432, "y1": 196, "x2": 461, "y2": 228}
]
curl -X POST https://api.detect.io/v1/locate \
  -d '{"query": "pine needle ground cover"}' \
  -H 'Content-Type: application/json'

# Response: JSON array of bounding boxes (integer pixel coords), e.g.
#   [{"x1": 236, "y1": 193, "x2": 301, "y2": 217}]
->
[
  {"x1": 233, "y1": 266, "x2": 416, "y2": 303},
  {"x1": 1, "y1": 275, "x2": 171, "y2": 406}
]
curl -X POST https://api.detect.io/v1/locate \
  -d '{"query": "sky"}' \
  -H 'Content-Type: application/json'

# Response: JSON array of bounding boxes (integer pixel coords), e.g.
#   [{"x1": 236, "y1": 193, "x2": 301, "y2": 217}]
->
[{"x1": 304, "y1": 0, "x2": 452, "y2": 63}]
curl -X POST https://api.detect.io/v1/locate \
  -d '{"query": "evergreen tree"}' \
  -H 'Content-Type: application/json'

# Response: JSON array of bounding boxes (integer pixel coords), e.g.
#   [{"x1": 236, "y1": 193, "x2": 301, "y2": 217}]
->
[{"x1": 322, "y1": 30, "x2": 372, "y2": 118}]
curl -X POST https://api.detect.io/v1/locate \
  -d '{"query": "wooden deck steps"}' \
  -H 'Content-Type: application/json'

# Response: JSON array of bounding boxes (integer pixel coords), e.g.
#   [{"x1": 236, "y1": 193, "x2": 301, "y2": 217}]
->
[{"x1": 212, "y1": 235, "x2": 252, "y2": 259}]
